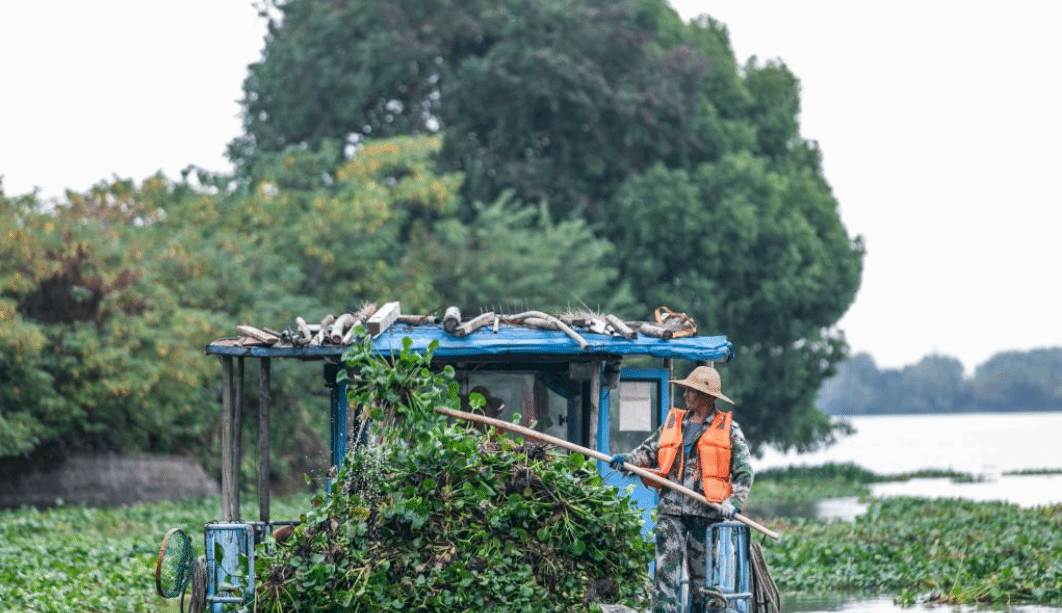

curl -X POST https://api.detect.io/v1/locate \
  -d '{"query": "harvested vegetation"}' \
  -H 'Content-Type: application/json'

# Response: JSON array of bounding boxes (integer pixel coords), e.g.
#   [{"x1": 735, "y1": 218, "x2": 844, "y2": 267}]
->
[{"x1": 251, "y1": 337, "x2": 653, "y2": 612}]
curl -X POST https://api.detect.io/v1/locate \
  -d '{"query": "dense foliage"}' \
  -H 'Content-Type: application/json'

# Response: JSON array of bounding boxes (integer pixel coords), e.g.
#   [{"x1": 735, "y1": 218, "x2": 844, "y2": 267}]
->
[
  {"x1": 0, "y1": 494, "x2": 308, "y2": 613},
  {"x1": 818, "y1": 349, "x2": 1062, "y2": 415},
  {"x1": 4, "y1": 465, "x2": 1060, "y2": 611},
  {"x1": 0, "y1": 181, "x2": 223, "y2": 460},
  {"x1": 251, "y1": 336, "x2": 653, "y2": 612}
]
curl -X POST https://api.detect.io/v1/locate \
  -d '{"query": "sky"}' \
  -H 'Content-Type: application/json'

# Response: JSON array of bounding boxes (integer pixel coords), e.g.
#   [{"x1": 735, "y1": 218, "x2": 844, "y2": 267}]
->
[{"x1": 2, "y1": 1, "x2": 1060, "y2": 375}]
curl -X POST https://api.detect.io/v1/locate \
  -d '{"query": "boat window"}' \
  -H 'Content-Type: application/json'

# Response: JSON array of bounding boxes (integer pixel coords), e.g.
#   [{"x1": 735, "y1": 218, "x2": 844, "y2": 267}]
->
[
  {"x1": 460, "y1": 371, "x2": 577, "y2": 445},
  {"x1": 609, "y1": 379, "x2": 660, "y2": 453}
]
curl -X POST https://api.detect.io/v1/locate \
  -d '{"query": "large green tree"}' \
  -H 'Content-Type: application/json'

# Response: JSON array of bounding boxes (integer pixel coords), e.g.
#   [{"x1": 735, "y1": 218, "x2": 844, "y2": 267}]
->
[
  {"x1": 608, "y1": 156, "x2": 862, "y2": 450},
  {"x1": 231, "y1": 0, "x2": 864, "y2": 453},
  {"x1": 0, "y1": 180, "x2": 220, "y2": 460},
  {"x1": 1, "y1": 135, "x2": 625, "y2": 478}
]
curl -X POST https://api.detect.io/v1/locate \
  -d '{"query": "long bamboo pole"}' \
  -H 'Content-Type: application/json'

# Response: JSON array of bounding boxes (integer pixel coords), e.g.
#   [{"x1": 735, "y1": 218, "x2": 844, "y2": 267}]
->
[{"x1": 435, "y1": 406, "x2": 780, "y2": 541}]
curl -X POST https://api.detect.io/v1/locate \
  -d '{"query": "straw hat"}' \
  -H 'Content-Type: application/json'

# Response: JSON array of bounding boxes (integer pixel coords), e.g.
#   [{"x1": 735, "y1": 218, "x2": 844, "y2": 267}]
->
[{"x1": 671, "y1": 366, "x2": 735, "y2": 405}]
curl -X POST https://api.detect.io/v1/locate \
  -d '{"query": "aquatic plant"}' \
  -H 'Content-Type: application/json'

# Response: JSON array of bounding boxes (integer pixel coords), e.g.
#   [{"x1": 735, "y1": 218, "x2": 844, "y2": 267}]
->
[
  {"x1": 250, "y1": 336, "x2": 653, "y2": 612},
  {"x1": 1004, "y1": 467, "x2": 1062, "y2": 476},
  {"x1": 763, "y1": 497, "x2": 1062, "y2": 605},
  {"x1": 746, "y1": 463, "x2": 990, "y2": 517},
  {"x1": 0, "y1": 494, "x2": 307, "y2": 613}
]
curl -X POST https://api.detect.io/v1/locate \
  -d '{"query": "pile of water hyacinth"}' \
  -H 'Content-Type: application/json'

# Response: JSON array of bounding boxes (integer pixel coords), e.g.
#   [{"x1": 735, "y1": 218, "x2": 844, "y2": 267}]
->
[{"x1": 251, "y1": 338, "x2": 653, "y2": 612}]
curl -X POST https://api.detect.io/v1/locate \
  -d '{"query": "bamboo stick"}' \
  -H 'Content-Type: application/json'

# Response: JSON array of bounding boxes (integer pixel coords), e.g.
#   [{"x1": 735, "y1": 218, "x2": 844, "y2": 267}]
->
[
  {"x1": 435, "y1": 406, "x2": 780, "y2": 541},
  {"x1": 295, "y1": 317, "x2": 313, "y2": 344},
  {"x1": 455, "y1": 311, "x2": 495, "y2": 337},
  {"x1": 605, "y1": 314, "x2": 637, "y2": 339},
  {"x1": 330, "y1": 313, "x2": 355, "y2": 344},
  {"x1": 237, "y1": 325, "x2": 279, "y2": 345},
  {"x1": 506, "y1": 311, "x2": 589, "y2": 350}
]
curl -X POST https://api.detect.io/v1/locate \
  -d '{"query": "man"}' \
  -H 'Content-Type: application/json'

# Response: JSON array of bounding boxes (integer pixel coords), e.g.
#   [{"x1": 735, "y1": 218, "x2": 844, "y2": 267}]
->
[{"x1": 610, "y1": 365, "x2": 753, "y2": 613}]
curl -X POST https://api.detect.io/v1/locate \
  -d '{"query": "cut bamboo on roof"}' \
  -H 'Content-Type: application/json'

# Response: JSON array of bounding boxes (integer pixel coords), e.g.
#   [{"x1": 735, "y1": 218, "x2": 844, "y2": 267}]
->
[{"x1": 225, "y1": 301, "x2": 702, "y2": 351}]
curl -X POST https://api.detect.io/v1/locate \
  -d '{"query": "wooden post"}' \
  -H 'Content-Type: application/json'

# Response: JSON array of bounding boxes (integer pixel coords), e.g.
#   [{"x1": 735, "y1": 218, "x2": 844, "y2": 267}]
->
[
  {"x1": 505, "y1": 311, "x2": 589, "y2": 350},
  {"x1": 330, "y1": 313, "x2": 355, "y2": 344},
  {"x1": 236, "y1": 325, "x2": 279, "y2": 345},
  {"x1": 295, "y1": 317, "x2": 313, "y2": 343},
  {"x1": 588, "y1": 361, "x2": 601, "y2": 449},
  {"x1": 258, "y1": 358, "x2": 271, "y2": 523},
  {"x1": 220, "y1": 356, "x2": 234, "y2": 521},
  {"x1": 367, "y1": 302, "x2": 401, "y2": 335},
  {"x1": 233, "y1": 357, "x2": 245, "y2": 520},
  {"x1": 311, "y1": 314, "x2": 335, "y2": 346}
]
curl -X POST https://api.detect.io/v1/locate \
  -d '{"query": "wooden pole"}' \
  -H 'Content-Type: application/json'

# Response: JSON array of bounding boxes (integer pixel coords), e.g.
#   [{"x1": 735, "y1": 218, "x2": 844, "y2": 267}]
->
[
  {"x1": 220, "y1": 357, "x2": 233, "y2": 521},
  {"x1": 234, "y1": 357, "x2": 245, "y2": 520},
  {"x1": 435, "y1": 406, "x2": 780, "y2": 541},
  {"x1": 258, "y1": 357, "x2": 272, "y2": 523}
]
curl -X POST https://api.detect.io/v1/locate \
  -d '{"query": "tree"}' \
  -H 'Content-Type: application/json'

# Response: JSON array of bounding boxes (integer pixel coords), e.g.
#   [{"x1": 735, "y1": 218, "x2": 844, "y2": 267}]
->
[
  {"x1": 229, "y1": 0, "x2": 865, "y2": 454},
  {"x1": 608, "y1": 157, "x2": 862, "y2": 451},
  {"x1": 0, "y1": 180, "x2": 219, "y2": 460},
  {"x1": 817, "y1": 352, "x2": 882, "y2": 415},
  {"x1": 402, "y1": 193, "x2": 632, "y2": 313},
  {"x1": 971, "y1": 348, "x2": 1062, "y2": 412},
  {"x1": 816, "y1": 348, "x2": 1062, "y2": 415},
  {"x1": 233, "y1": 0, "x2": 732, "y2": 220},
  {"x1": 1, "y1": 135, "x2": 630, "y2": 484}
]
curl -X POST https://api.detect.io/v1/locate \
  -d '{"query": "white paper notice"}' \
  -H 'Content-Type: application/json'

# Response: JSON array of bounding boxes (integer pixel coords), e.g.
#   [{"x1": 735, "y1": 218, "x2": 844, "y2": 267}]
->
[{"x1": 619, "y1": 381, "x2": 652, "y2": 432}]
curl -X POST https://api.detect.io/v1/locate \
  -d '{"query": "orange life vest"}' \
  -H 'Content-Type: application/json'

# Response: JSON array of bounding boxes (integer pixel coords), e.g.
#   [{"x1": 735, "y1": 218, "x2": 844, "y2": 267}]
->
[{"x1": 641, "y1": 408, "x2": 732, "y2": 502}]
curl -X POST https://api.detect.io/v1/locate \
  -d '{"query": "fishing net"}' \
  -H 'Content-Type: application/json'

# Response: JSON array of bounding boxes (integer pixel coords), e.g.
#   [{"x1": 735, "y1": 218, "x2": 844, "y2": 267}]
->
[
  {"x1": 155, "y1": 528, "x2": 195, "y2": 598},
  {"x1": 654, "y1": 306, "x2": 697, "y2": 338}
]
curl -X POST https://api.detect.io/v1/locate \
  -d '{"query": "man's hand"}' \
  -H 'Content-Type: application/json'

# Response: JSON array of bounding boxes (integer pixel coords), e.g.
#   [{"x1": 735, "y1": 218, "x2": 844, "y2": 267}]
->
[
  {"x1": 609, "y1": 454, "x2": 626, "y2": 470},
  {"x1": 719, "y1": 501, "x2": 737, "y2": 519}
]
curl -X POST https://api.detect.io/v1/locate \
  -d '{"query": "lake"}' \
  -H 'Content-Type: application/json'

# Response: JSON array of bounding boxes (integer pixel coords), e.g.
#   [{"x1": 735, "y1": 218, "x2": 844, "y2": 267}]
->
[
  {"x1": 750, "y1": 411, "x2": 1062, "y2": 613},
  {"x1": 753, "y1": 411, "x2": 1062, "y2": 509}
]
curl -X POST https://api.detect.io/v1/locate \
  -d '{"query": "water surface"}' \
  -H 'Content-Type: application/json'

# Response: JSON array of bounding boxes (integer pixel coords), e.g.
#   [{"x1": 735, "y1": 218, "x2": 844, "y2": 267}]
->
[
  {"x1": 786, "y1": 593, "x2": 1062, "y2": 613},
  {"x1": 752, "y1": 412, "x2": 1062, "y2": 612},
  {"x1": 754, "y1": 412, "x2": 1062, "y2": 508}
]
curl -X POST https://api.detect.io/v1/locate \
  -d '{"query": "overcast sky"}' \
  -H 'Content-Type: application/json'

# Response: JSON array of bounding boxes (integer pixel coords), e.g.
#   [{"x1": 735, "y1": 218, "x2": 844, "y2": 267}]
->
[{"x1": 2, "y1": 1, "x2": 1059, "y2": 374}]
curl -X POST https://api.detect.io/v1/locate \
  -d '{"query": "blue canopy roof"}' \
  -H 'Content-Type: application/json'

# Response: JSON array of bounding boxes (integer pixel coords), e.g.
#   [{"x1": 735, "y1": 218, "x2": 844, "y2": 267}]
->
[{"x1": 206, "y1": 323, "x2": 734, "y2": 363}]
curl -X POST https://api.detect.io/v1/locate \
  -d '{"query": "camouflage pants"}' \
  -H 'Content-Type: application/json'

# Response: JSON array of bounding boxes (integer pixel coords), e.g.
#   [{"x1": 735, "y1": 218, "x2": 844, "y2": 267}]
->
[{"x1": 652, "y1": 514, "x2": 712, "y2": 613}]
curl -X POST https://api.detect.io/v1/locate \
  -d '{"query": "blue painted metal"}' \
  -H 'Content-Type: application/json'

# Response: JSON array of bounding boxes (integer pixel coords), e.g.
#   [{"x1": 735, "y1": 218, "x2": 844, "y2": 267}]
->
[
  {"x1": 329, "y1": 376, "x2": 348, "y2": 490},
  {"x1": 703, "y1": 521, "x2": 752, "y2": 613},
  {"x1": 595, "y1": 364, "x2": 611, "y2": 470},
  {"x1": 205, "y1": 522, "x2": 256, "y2": 613},
  {"x1": 205, "y1": 323, "x2": 734, "y2": 363},
  {"x1": 600, "y1": 368, "x2": 672, "y2": 539}
]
